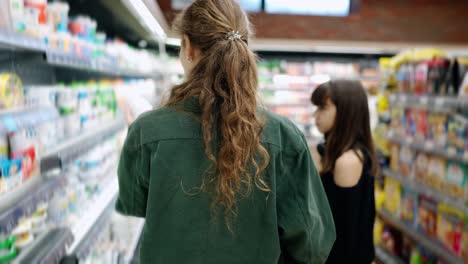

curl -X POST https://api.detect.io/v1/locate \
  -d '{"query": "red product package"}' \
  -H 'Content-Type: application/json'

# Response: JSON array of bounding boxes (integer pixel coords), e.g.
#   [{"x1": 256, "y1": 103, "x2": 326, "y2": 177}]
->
[
  {"x1": 11, "y1": 146, "x2": 36, "y2": 180},
  {"x1": 414, "y1": 62, "x2": 429, "y2": 95},
  {"x1": 417, "y1": 196, "x2": 438, "y2": 237}
]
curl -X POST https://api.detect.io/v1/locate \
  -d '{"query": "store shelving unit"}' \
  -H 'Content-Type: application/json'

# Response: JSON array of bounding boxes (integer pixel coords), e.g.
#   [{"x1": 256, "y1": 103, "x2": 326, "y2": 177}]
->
[
  {"x1": 67, "y1": 176, "x2": 119, "y2": 254},
  {"x1": 40, "y1": 116, "x2": 126, "y2": 173},
  {"x1": 386, "y1": 134, "x2": 468, "y2": 164},
  {"x1": 0, "y1": 30, "x2": 161, "y2": 80},
  {"x1": 377, "y1": 210, "x2": 464, "y2": 264},
  {"x1": 0, "y1": 176, "x2": 63, "y2": 234},
  {"x1": 125, "y1": 219, "x2": 145, "y2": 262},
  {"x1": 0, "y1": 29, "x2": 46, "y2": 52},
  {"x1": 388, "y1": 94, "x2": 468, "y2": 113},
  {"x1": 375, "y1": 246, "x2": 405, "y2": 264},
  {"x1": 382, "y1": 169, "x2": 467, "y2": 214},
  {"x1": 13, "y1": 228, "x2": 74, "y2": 264}
]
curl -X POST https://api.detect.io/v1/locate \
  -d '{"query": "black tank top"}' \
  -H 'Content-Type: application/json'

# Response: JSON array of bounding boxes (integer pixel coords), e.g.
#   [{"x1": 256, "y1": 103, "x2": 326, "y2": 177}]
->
[{"x1": 318, "y1": 143, "x2": 376, "y2": 264}]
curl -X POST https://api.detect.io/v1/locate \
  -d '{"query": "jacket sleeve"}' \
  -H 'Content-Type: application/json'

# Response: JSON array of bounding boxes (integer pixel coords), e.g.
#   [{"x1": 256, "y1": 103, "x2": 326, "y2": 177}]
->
[
  {"x1": 277, "y1": 134, "x2": 336, "y2": 264},
  {"x1": 115, "y1": 122, "x2": 149, "y2": 217}
]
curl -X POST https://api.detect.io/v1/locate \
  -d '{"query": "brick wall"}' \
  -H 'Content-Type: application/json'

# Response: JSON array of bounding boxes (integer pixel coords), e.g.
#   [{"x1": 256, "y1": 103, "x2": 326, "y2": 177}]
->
[{"x1": 156, "y1": 0, "x2": 468, "y2": 44}]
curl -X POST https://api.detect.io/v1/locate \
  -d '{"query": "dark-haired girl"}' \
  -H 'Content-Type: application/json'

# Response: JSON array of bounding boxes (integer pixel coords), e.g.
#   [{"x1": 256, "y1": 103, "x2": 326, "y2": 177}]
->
[{"x1": 311, "y1": 80, "x2": 378, "y2": 264}]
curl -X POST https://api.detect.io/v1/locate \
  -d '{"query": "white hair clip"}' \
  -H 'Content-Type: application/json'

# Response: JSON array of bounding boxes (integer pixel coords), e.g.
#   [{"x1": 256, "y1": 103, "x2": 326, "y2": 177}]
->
[{"x1": 226, "y1": 31, "x2": 242, "y2": 41}]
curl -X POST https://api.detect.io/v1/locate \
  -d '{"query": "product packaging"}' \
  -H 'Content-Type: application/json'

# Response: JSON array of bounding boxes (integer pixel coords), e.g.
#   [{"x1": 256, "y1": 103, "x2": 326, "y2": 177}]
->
[
  {"x1": 414, "y1": 109, "x2": 427, "y2": 145},
  {"x1": 384, "y1": 177, "x2": 401, "y2": 215},
  {"x1": 447, "y1": 115, "x2": 468, "y2": 157},
  {"x1": 399, "y1": 146, "x2": 415, "y2": 178},
  {"x1": 426, "y1": 156, "x2": 446, "y2": 191},
  {"x1": 414, "y1": 153, "x2": 429, "y2": 183},
  {"x1": 426, "y1": 112, "x2": 448, "y2": 150},
  {"x1": 436, "y1": 204, "x2": 463, "y2": 255},
  {"x1": 390, "y1": 106, "x2": 405, "y2": 138},
  {"x1": 24, "y1": 0, "x2": 47, "y2": 24},
  {"x1": 0, "y1": 236, "x2": 18, "y2": 263},
  {"x1": 389, "y1": 144, "x2": 399, "y2": 172},
  {"x1": 462, "y1": 216, "x2": 468, "y2": 262},
  {"x1": 405, "y1": 108, "x2": 417, "y2": 141},
  {"x1": 444, "y1": 161, "x2": 467, "y2": 200},
  {"x1": 417, "y1": 196, "x2": 438, "y2": 237},
  {"x1": 401, "y1": 188, "x2": 418, "y2": 227},
  {"x1": 0, "y1": 73, "x2": 24, "y2": 110},
  {"x1": 414, "y1": 62, "x2": 429, "y2": 95}
]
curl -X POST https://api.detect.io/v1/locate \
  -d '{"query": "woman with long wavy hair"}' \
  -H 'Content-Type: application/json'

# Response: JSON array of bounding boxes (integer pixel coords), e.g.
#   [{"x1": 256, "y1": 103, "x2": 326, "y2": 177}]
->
[{"x1": 116, "y1": 1, "x2": 335, "y2": 263}]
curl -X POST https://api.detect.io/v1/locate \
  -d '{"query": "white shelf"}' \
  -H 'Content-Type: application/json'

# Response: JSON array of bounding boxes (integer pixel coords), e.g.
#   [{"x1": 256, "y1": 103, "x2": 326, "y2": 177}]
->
[
  {"x1": 67, "y1": 176, "x2": 119, "y2": 254},
  {"x1": 0, "y1": 30, "x2": 160, "y2": 78},
  {"x1": 125, "y1": 219, "x2": 145, "y2": 262},
  {"x1": 41, "y1": 117, "x2": 126, "y2": 171},
  {"x1": 0, "y1": 29, "x2": 46, "y2": 52}
]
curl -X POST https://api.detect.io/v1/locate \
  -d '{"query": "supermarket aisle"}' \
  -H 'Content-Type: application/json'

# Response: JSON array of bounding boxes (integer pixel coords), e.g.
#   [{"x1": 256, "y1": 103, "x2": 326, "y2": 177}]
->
[{"x1": 0, "y1": 0, "x2": 468, "y2": 263}]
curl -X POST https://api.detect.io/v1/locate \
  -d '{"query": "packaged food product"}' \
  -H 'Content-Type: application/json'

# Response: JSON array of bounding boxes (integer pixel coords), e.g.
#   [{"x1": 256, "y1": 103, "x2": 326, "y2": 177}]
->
[
  {"x1": 427, "y1": 58, "x2": 450, "y2": 95},
  {"x1": 397, "y1": 64, "x2": 414, "y2": 93},
  {"x1": 413, "y1": 109, "x2": 427, "y2": 144},
  {"x1": 46, "y1": 2, "x2": 69, "y2": 32},
  {"x1": 401, "y1": 188, "x2": 418, "y2": 226},
  {"x1": 459, "y1": 72, "x2": 468, "y2": 97},
  {"x1": 24, "y1": 0, "x2": 47, "y2": 24},
  {"x1": 426, "y1": 156, "x2": 446, "y2": 191},
  {"x1": 0, "y1": 236, "x2": 18, "y2": 263},
  {"x1": 417, "y1": 196, "x2": 437, "y2": 237},
  {"x1": 426, "y1": 112, "x2": 448, "y2": 149},
  {"x1": 0, "y1": 73, "x2": 24, "y2": 109},
  {"x1": 414, "y1": 62, "x2": 429, "y2": 95},
  {"x1": 462, "y1": 216, "x2": 468, "y2": 262},
  {"x1": 11, "y1": 220, "x2": 33, "y2": 249},
  {"x1": 399, "y1": 146, "x2": 415, "y2": 178},
  {"x1": 436, "y1": 204, "x2": 463, "y2": 255},
  {"x1": 0, "y1": 122, "x2": 8, "y2": 159},
  {"x1": 405, "y1": 108, "x2": 416, "y2": 141},
  {"x1": 390, "y1": 144, "x2": 399, "y2": 171},
  {"x1": 444, "y1": 162, "x2": 467, "y2": 200},
  {"x1": 414, "y1": 153, "x2": 429, "y2": 183},
  {"x1": 447, "y1": 115, "x2": 467, "y2": 156},
  {"x1": 390, "y1": 106, "x2": 405, "y2": 138},
  {"x1": 0, "y1": 159, "x2": 23, "y2": 194},
  {"x1": 9, "y1": 128, "x2": 37, "y2": 179},
  {"x1": 384, "y1": 177, "x2": 401, "y2": 215}
]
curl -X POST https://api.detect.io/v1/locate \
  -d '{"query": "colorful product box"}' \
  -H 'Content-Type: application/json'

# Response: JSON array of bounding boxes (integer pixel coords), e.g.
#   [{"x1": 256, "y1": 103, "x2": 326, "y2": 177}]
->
[
  {"x1": 401, "y1": 188, "x2": 418, "y2": 227},
  {"x1": 426, "y1": 156, "x2": 446, "y2": 191},
  {"x1": 447, "y1": 115, "x2": 468, "y2": 156},
  {"x1": 462, "y1": 216, "x2": 468, "y2": 262},
  {"x1": 444, "y1": 161, "x2": 467, "y2": 200},
  {"x1": 390, "y1": 144, "x2": 400, "y2": 172},
  {"x1": 436, "y1": 204, "x2": 463, "y2": 256},
  {"x1": 384, "y1": 177, "x2": 401, "y2": 216},
  {"x1": 417, "y1": 196, "x2": 438, "y2": 237},
  {"x1": 414, "y1": 153, "x2": 429, "y2": 183},
  {"x1": 399, "y1": 146, "x2": 415, "y2": 179},
  {"x1": 390, "y1": 106, "x2": 406, "y2": 139},
  {"x1": 426, "y1": 112, "x2": 448, "y2": 150}
]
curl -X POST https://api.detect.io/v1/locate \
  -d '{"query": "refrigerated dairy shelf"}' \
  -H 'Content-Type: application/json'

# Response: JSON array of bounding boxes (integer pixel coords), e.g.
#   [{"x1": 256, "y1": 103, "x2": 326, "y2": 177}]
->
[
  {"x1": 12, "y1": 228, "x2": 74, "y2": 264},
  {"x1": 0, "y1": 30, "x2": 160, "y2": 79},
  {"x1": 67, "y1": 176, "x2": 119, "y2": 254},
  {"x1": 0, "y1": 29, "x2": 46, "y2": 52},
  {"x1": 0, "y1": 176, "x2": 63, "y2": 234},
  {"x1": 40, "y1": 116, "x2": 126, "y2": 173}
]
